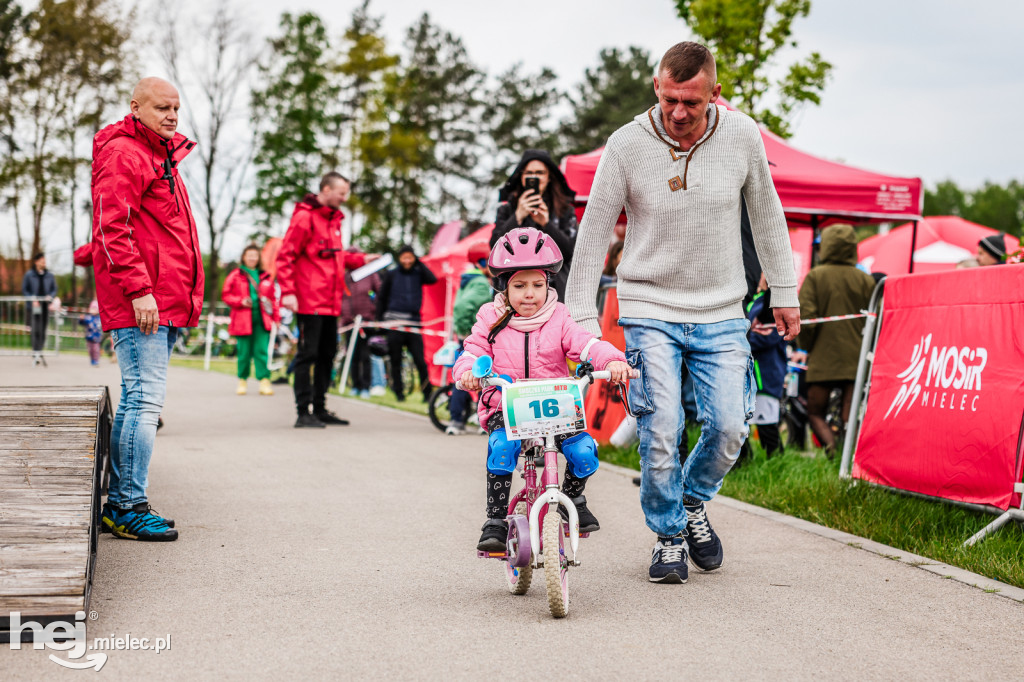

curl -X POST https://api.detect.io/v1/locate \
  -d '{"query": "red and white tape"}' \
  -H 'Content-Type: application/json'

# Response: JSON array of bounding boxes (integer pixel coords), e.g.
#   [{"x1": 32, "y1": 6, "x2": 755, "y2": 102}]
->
[{"x1": 799, "y1": 311, "x2": 876, "y2": 326}]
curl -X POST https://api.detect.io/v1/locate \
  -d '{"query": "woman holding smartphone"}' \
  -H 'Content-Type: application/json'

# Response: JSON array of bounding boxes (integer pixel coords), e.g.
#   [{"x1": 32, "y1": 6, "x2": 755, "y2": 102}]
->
[{"x1": 490, "y1": 149, "x2": 578, "y2": 299}]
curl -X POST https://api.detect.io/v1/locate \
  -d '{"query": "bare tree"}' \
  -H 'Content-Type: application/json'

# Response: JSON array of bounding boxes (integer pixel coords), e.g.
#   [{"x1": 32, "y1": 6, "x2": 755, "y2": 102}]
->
[{"x1": 158, "y1": 0, "x2": 259, "y2": 301}]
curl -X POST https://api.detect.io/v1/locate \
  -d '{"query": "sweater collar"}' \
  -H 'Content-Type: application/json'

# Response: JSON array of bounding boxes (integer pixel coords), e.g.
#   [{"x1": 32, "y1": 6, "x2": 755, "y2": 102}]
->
[{"x1": 640, "y1": 103, "x2": 719, "y2": 153}]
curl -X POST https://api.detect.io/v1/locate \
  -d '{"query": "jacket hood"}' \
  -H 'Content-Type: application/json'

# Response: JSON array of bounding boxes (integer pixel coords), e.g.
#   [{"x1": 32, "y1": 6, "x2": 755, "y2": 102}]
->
[
  {"x1": 459, "y1": 269, "x2": 485, "y2": 289},
  {"x1": 819, "y1": 224, "x2": 859, "y2": 265},
  {"x1": 634, "y1": 104, "x2": 719, "y2": 151},
  {"x1": 293, "y1": 193, "x2": 339, "y2": 218},
  {"x1": 498, "y1": 149, "x2": 576, "y2": 203},
  {"x1": 93, "y1": 114, "x2": 195, "y2": 164}
]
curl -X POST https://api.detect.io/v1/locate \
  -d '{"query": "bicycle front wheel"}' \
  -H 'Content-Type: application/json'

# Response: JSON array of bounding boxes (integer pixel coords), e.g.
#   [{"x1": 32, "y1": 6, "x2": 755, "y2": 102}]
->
[{"x1": 543, "y1": 503, "x2": 569, "y2": 618}]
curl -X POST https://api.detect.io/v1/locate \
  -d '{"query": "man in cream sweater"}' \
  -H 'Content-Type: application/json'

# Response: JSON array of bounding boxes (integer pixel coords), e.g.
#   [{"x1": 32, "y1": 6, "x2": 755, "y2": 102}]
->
[{"x1": 566, "y1": 42, "x2": 801, "y2": 584}]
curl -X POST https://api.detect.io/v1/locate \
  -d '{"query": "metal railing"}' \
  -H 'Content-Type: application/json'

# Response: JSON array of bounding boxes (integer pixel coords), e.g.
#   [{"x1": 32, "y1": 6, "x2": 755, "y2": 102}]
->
[
  {"x1": 0, "y1": 296, "x2": 236, "y2": 364},
  {"x1": 0, "y1": 296, "x2": 63, "y2": 357}
]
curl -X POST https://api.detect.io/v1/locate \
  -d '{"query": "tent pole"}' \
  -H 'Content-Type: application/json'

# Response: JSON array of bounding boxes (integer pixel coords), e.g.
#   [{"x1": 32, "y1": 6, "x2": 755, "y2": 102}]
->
[
  {"x1": 908, "y1": 220, "x2": 918, "y2": 274},
  {"x1": 810, "y1": 215, "x2": 820, "y2": 266}
]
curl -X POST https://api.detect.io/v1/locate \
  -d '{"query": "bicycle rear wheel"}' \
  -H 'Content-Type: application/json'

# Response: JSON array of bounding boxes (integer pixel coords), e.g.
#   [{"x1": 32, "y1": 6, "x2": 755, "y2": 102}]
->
[
  {"x1": 505, "y1": 502, "x2": 533, "y2": 595},
  {"x1": 428, "y1": 384, "x2": 454, "y2": 432}
]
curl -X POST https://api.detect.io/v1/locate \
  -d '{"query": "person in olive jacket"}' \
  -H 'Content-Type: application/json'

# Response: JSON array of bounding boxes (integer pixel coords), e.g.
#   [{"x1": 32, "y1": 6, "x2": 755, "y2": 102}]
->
[
  {"x1": 794, "y1": 224, "x2": 877, "y2": 454},
  {"x1": 489, "y1": 150, "x2": 577, "y2": 299}
]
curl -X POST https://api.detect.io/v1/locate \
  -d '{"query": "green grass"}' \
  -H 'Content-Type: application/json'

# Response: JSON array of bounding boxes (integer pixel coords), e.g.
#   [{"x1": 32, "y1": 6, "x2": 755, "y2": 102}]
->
[
  {"x1": 169, "y1": 356, "x2": 237, "y2": 375},
  {"x1": 329, "y1": 385, "x2": 431, "y2": 417},
  {"x1": 599, "y1": 436, "x2": 1024, "y2": 589},
  {"x1": 168, "y1": 355, "x2": 433, "y2": 417}
]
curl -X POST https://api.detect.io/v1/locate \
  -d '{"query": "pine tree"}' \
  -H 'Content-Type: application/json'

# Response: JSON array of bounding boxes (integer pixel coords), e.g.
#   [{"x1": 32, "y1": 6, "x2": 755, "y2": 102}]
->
[{"x1": 249, "y1": 12, "x2": 343, "y2": 229}]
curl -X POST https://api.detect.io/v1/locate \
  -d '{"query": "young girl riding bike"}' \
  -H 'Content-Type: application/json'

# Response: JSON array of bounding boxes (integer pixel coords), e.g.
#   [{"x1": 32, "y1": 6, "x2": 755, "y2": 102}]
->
[{"x1": 454, "y1": 227, "x2": 634, "y2": 551}]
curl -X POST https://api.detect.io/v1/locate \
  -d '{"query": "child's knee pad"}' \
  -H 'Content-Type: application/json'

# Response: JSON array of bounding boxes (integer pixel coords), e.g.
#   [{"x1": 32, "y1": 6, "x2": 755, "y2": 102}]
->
[
  {"x1": 487, "y1": 428, "x2": 521, "y2": 475},
  {"x1": 562, "y1": 432, "x2": 599, "y2": 477}
]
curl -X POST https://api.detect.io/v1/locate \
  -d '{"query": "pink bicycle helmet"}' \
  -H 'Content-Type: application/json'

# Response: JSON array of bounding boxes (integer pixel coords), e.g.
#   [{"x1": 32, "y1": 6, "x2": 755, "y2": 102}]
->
[{"x1": 488, "y1": 227, "x2": 563, "y2": 290}]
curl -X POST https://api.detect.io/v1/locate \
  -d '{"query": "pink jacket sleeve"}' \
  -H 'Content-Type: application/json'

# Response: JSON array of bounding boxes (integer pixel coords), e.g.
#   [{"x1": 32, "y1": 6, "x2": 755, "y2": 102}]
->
[
  {"x1": 452, "y1": 308, "x2": 496, "y2": 380},
  {"x1": 561, "y1": 311, "x2": 626, "y2": 369}
]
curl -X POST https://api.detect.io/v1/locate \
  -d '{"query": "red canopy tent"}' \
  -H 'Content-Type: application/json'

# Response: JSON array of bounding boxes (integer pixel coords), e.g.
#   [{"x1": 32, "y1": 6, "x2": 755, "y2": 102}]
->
[
  {"x1": 561, "y1": 97, "x2": 925, "y2": 279},
  {"x1": 857, "y1": 216, "x2": 1019, "y2": 276},
  {"x1": 420, "y1": 224, "x2": 494, "y2": 386}
]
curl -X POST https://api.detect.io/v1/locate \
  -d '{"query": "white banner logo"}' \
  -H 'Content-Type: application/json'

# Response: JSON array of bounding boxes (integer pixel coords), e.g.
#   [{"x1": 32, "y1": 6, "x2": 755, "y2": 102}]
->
[{"x1": 884, "y1": 334, "x2": 987, "y2": 418}]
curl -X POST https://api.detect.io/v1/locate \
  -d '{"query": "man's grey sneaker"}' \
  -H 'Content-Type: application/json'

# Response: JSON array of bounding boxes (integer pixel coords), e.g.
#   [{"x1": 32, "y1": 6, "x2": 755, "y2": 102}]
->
[
  {"x1": 649, "y1": 536, "x2": 688, "y2": 583},
  {"x1": 445, "y1": 422, "x2": 467, "y2": 435},
  {"x1": 684, "y1": 498, "x2": 723, "y2": 571}
]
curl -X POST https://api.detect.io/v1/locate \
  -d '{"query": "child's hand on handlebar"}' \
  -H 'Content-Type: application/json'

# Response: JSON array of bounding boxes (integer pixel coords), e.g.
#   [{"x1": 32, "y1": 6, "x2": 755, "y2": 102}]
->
[
  {"x1": 460, "y1": 370, "x2": 482, "y2": 392},
  {"x1": 606, "y1": 361, "x2": 637, "y2": 384}
]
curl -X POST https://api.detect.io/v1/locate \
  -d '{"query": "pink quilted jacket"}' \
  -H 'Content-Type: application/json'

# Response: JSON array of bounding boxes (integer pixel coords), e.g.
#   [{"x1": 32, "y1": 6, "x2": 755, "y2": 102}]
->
[{"x1": 452, "y1": 301, "x2": 626, "y2": 427}]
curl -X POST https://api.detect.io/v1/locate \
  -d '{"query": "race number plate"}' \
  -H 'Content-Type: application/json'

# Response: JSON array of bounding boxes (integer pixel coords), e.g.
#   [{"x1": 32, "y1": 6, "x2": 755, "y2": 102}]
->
[{"x1": 501, "y1": 378, "x2": 586, "y2": 440}]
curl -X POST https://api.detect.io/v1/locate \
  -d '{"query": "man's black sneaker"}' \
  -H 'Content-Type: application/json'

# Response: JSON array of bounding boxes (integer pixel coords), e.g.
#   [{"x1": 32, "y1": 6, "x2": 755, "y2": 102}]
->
[
  {"x1": 558, "y1": 494, "x2": 600, "y2": 533},
  {"x1": 684, "y1": 498, "x2": 723, "y2": 571},
  {"x1": 649, "y1": 535, "x2": 688, "y2": 583},
  {"x1": 314, "y1": 411, "x2": 350, "y2": 426},
  {"x1": 632, "y1": 476, "x2": 641, "y2": 487},
  {"x1": 295, "y1": 413, "x2": 326, "y2": 428},
  {"x1": 477, "y1": 519, "x2": 508, "y2": 552},
  {"x1": 101, "y1": 502, "x2": 174, "y2": 533}
]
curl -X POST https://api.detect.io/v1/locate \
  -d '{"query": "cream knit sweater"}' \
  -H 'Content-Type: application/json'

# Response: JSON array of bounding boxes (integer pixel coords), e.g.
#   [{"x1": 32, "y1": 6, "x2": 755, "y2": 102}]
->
[{"x1": 566, "y1": 104, "x2": 799, "y2": 337}]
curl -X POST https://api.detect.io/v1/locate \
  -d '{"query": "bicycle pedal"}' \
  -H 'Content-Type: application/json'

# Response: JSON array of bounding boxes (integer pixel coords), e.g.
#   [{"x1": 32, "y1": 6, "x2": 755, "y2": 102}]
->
[{"x1": 476, "y1": 550, "x2": 508, "y2": 560}]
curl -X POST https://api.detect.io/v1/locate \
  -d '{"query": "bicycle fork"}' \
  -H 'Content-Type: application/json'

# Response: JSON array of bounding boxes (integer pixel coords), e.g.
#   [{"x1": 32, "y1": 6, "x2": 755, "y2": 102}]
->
[{"x1": 526, "y1": 436, "x2": 582, "y2": 567}]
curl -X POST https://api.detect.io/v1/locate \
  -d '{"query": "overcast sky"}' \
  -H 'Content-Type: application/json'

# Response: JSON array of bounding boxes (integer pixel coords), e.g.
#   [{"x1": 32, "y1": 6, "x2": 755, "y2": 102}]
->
[
  {"x1": 6, "y1": 0, "x2": 1023, "y2": 268},
  {"x1": 257, "y1": 0, "x2": 1021, "y2": 187}
]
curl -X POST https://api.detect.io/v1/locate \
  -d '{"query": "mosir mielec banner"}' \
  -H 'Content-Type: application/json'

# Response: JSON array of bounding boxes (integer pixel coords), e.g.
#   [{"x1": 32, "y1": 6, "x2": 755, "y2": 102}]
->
[{"x1": 853, "y1": 266, "x2": 1024, "y2": 509}]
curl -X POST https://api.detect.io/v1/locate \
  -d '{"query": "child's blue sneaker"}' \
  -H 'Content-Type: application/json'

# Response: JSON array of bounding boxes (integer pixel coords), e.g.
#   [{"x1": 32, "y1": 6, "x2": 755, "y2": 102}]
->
[{"x1": 103, "y1": 503, "x2": 178, "y2": 541}]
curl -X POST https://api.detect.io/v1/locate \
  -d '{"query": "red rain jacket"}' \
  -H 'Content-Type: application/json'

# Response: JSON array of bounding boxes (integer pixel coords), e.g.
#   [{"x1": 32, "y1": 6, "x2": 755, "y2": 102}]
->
[
  {"x1": 221, "y1": 268, "x2": 279, "y2": 336},
  {"x1": 73, "y1": 243, "x2": 93, "y2": 267},
  {"x1": 90, "y1": 114, "x2": 204, "y2": 331},
  {"x1": 275, "y1": 195, "x2": 365, "y2": 316}
]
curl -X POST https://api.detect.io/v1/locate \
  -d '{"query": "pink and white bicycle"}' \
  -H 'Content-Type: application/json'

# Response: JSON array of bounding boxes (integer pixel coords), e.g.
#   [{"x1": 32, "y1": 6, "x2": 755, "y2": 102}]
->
[{"x1": 471, "y1": 356, "x2": 628, "y2": 618}]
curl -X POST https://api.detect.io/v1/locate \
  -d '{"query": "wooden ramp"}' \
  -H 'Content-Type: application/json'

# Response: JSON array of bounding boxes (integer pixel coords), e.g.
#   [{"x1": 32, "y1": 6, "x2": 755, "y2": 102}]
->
[{"x1": 0, "y1": 386, "x2": 110, "y2": 641}]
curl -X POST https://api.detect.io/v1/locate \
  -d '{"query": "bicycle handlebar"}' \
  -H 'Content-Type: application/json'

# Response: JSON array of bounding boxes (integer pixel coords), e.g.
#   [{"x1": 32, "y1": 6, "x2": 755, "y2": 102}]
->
[{"x1": 476, "y1": 370, "x2": 613, "y2": 389}]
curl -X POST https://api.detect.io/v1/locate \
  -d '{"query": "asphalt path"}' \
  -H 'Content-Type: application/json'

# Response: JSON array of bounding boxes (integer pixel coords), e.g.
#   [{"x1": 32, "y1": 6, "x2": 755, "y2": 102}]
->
[{"x1": 3, "y1": 355, "x2": 1022, "y2": 680}]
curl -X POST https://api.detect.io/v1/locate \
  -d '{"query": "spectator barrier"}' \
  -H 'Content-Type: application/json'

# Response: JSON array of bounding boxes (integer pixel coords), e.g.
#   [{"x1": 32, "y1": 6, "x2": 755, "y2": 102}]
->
[
  {"x1": 841, "y1": 266, "x2": 1024, "y2": 545},
  {"x1": 0, "y1": 296, "x2": 63, "y2": 357}
]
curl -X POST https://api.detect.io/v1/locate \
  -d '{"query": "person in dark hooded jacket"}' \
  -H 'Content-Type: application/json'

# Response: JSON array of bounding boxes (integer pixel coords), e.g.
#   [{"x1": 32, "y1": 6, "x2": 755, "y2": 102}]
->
[
  {"x1": 490, "y1": 150, "x2": 577, "y2": 299},
  {"x1": 795, "y1": 224, "x2": 876, "y2": 455},
  {"x1": 376, "y1": 245, "x2": 438, "y2": 401}
]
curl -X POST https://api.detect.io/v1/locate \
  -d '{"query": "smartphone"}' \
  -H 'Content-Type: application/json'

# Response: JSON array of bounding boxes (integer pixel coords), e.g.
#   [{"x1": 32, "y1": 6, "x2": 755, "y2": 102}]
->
[{"x1": 524, "y1": 177, "x2": 540, "y2": 195}]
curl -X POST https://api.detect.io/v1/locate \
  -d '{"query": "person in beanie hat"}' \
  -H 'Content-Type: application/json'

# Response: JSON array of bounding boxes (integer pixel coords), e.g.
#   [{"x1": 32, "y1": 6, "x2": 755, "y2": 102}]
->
[{"x1": 977, "y1": 233, "x2": 1008, "y2": 266}]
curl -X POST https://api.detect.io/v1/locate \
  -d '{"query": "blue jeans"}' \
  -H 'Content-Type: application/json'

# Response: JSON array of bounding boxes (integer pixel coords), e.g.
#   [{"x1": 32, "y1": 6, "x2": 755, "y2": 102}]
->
[
  {"x1": 621, "y1": 317, "x2": 755, "y2": 538},
  {"x1": 370, "y1": 355, "x2": 386, "y2": 388},
  {"x1": 107, "y1": 325, "x2": 177, "y2": 509}
]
